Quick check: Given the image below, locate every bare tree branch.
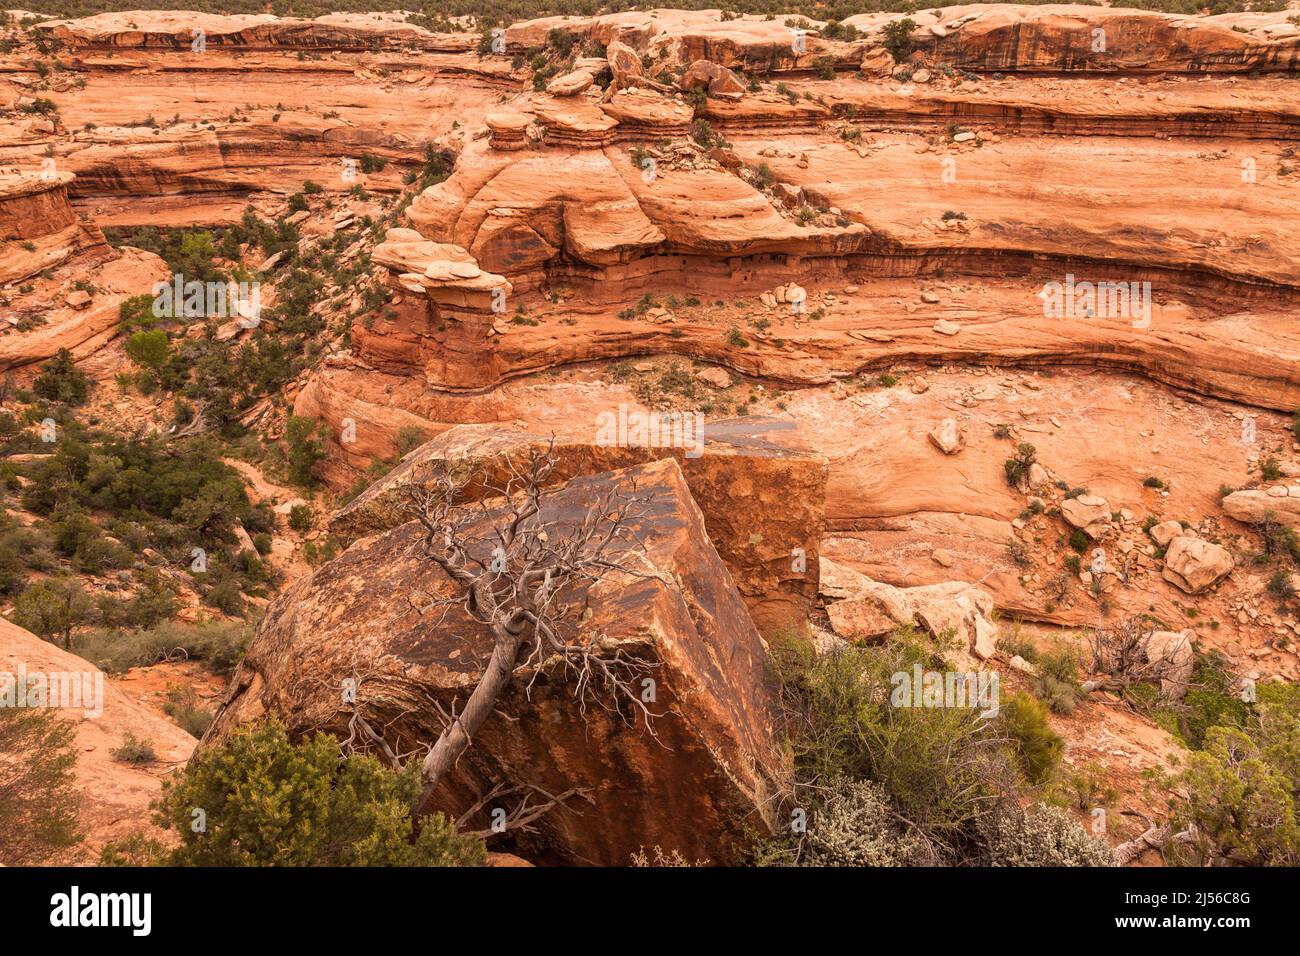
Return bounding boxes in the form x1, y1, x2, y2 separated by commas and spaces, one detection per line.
403, 441, 664, 820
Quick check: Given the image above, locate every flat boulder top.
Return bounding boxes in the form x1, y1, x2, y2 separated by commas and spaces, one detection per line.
0, 170, 76, 198
237, 460, 727, 683
600, 88, 696, 125
485, 111, 533, 132
331, 416, 821, 545
209, 458, 785, 864
532, 99, 619, 133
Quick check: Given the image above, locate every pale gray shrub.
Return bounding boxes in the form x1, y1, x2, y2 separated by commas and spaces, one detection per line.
984, 803, 1114, 867
805, 779, 931, 867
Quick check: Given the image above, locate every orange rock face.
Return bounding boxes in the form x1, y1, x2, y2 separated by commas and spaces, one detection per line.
0, 171, 107, 284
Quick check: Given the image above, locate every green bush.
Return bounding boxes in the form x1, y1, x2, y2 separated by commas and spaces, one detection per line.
395, 425, 429, 457
13, 578, 94, 649
882, 17, 917, 63
998, 693, 1063, 785
288, 503, 313, 532
203, 576, 246, 616
1268, 569, 1296, 602
285, 415, 326, 487
125, 329, 171, 369
1003, 442, 1036, 488
99, 833, 170, 867
1171, 701, 1300, 866
18, 430, 254, 552
73, 620, 251, 676
118, 293, 158, 332
96, 576, 179, 631
111, 731, 157, 764
761, 632, 1116, 865
163, 685, 214, 737
1032, 648, 1081, 715
156, 721, 486, 866
1256, 512, 1300, 564
32, 349, 89, 406
0, 705, 82, 865
769, 633, 1020, 854
1156, 650, 1251, 749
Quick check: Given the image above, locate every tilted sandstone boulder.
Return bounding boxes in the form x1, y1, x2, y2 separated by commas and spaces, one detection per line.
329, 418, 827, 635
546, 69, 594, 97
1061, 493, 1112, 538
604, 39, 675, 93
1222, 487, 1300, 531
1148, 519, 1185, 547
859, 47, 894, 77
680, 59, 746, 100
1161, 535, 1234, 594
927, 418, 964, 456
207, 459, 787, 865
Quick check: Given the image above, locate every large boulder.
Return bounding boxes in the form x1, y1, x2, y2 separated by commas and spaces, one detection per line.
859, 46, 894, 78
207, 459, 787, 865
1148, 519, 1184, 547
605, 39, 645, 86
1060, 493, 1112, 538
680, 59, 746, 100
330, 418, 827, 635
1161, 536, 1234, 594
1222, 487, 1300, 531
927, 418, 963, 456
820, 558, 998, 661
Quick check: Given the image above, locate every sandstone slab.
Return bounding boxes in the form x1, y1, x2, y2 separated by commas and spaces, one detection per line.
1061, 494, 1111, 538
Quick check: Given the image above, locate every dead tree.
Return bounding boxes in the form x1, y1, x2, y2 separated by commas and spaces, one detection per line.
1112, 812, 1198, 866
404, 441, 663, 820
1080, 616, 1186, 697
